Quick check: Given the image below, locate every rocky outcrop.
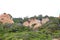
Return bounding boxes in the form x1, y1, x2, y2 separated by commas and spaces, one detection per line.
23, 17, 49, 30
0, 13, 14, 24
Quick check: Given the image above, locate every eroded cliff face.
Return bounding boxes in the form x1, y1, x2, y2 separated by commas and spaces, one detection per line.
42, 18, 49, 24
0, 13, 14, 24
23, 18, 49, 30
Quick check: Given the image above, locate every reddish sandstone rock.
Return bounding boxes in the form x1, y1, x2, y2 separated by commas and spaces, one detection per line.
0, 13, 14, 24
23, 17, 49, 30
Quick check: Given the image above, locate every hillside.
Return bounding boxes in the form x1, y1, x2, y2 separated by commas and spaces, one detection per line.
0, 14, 60, 40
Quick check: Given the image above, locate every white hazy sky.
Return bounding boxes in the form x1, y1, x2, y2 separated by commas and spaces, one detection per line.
0, 0, 60, 18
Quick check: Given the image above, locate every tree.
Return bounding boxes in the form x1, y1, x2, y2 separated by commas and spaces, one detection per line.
44, 15, 49, 18
23, 16, 28, 22
13, 18, 23, 23
8, 14, 12, 18
37, 14, 42, 21
33, 15, 37, 19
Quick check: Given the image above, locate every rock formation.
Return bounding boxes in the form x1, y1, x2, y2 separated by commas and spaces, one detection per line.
23, 17, 49, 30
0, 13, 14, 24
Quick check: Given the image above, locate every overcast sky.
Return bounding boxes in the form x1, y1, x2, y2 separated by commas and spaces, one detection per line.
0, 0, 60, 18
